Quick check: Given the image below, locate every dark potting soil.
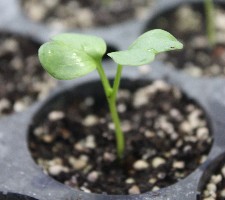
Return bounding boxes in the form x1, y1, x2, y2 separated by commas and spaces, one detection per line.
149, 4, 225, 77
201, 161, 225, 200
21, 0, 154, 29
29, 80, 212, 195
0, 33, 56, 116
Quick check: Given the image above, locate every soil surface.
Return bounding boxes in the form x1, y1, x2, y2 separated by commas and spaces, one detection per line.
21, 0, 154, 29
201, 161, 225, 200
0, 33, 56, 116
29, 80, 212, 195
149, 4, 225, 77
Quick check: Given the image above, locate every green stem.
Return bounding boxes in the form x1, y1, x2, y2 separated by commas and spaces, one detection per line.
108, 93, 125, 159
96, 63, 125, 159
204, 0, 216, 47
112, 64, 123, 101
110, 64, 124, 159
96, 63, 113, 97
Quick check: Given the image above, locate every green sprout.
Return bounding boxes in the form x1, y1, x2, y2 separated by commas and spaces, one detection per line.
204, 0, 216, 47
38, 29, 183, 159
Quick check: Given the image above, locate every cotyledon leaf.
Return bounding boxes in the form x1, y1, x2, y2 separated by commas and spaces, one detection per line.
129, 29, 183, 53
38, 34, 107, 80
52, 33, 107, 59
108, 49, 155, 66
108, 29, 183, 66
39, 41, 98, 80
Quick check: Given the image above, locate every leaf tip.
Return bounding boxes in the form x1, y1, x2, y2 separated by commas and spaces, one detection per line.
176, 41, 184, 50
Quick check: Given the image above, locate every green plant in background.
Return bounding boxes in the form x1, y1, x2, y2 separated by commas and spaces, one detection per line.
204, 0, 216, 47
38, 29, 183, 159
101, 0, 112, 6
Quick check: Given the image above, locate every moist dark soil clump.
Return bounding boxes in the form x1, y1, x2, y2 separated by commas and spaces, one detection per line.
149, 4, 225, 77
29, 80, 212, 194
0, 33, 56, 116
201, 161, 225, 200
21, 0, 154, 29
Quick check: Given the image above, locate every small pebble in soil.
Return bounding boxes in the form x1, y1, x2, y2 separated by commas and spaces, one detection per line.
153, 80, 170, 91
207, 183, 217, 193
121, 120, 132, 132
48, 111, 65, 121
152, 157, 166, 169
152, 186, 160, 192
188, 110, 202, 129
169, 108, 183, 121
200, 156, 207, 164
0, 99, 11, 112
149, 178, 157, 184
83, 97, 95, 107
83, 115, 98, 126
133, 160, 149, 170
42, 135, 54, 143
84, 135, 96, 149
108, 122, 115, 130
179, 121, 192, 133
48, 165, 69, 176
144, 130, 155, 138
211, 175, 222, 185
128, 185, 140, 194
74, 142, 86, 152
173, 161, 185, 169
87, 171, 99, 183
126, 178, 135, 184
196, 127, 209, 141
157, 172, 166, 180
34, 127, 45, 136
80, 186, 91, 193
13, 99, 29, 112
117, 103, 126, 113
69, 156, 88, 170
103, 152, 116, 162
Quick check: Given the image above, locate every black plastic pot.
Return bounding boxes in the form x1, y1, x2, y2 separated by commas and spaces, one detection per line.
18, 0, 156, 32
0, 0, 224, 199
0, 0, 151, 51
0, 192, 38, 200
0, 62, 224, 200
143, 0, 225, 78
144, 0, 225, 36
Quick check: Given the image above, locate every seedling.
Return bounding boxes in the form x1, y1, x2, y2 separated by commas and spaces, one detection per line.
38, 29, 183, 159
204, 0, 216, 47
